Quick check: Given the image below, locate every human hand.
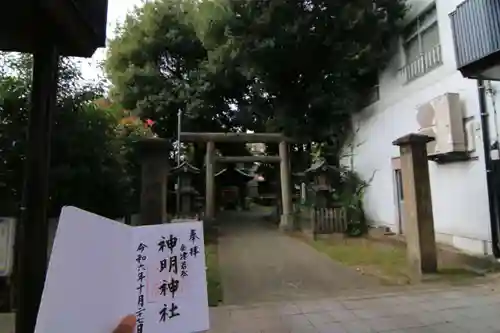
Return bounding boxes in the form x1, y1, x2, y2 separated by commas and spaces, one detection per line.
112, 315, 136, 333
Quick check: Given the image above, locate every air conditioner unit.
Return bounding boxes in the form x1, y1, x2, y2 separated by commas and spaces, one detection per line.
416, 93, 467, 162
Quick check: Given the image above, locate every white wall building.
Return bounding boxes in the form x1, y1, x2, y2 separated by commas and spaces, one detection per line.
347, 0, 500, 256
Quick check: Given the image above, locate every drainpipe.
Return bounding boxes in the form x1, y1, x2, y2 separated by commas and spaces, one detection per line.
477, 79, 500, 257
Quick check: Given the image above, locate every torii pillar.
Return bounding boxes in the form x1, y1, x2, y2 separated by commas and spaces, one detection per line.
279, 141, 294, 230
205, 141, 216, 220
138, 138, 171, 225
392, 133, 437, 279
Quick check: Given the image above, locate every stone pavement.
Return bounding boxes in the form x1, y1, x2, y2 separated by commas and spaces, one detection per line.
3, 210, 499, 332
2, 285, 500, 332
217, 210, 382, 305
208, 284, 500, 332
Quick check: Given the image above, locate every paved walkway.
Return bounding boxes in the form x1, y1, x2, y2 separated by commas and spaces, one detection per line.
208, 283, 500, 332
213, 210, 500, 332
2, 285, 500, 332
217, 210, 382, 305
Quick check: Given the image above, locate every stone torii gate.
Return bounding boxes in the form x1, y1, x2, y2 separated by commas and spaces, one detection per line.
180, 132, 295, 230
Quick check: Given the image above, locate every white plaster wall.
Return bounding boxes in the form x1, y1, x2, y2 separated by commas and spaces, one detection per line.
347, 0, 500, 255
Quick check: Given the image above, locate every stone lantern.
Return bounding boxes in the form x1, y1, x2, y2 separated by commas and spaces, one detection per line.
171, 161, 201, 217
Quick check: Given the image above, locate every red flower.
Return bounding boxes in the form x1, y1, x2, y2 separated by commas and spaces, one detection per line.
144, 119, 155, 128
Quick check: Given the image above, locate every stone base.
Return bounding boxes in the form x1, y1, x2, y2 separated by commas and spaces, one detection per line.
279, 214, 295, 231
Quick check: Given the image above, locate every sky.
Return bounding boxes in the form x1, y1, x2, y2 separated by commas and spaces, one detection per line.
80, 0, 142, 80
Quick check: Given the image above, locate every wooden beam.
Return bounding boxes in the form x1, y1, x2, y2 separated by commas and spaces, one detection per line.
180, 132, 293, 143
216, 156, 281, 163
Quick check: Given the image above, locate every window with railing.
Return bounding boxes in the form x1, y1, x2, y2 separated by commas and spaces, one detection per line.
400, 4, 442, 82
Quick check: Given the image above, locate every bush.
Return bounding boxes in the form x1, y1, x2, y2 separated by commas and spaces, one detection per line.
0, 55, 153, 219
333, 168, 373, 237
49, 102, 131, 218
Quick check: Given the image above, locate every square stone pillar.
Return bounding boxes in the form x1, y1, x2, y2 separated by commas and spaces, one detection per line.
205, 141, 215, 220
138, 138, 170, 225
392, 133, 437, 278
279, 141, 294, 230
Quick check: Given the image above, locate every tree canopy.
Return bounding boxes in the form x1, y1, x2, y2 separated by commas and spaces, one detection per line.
0, 53, 153, 218
105, 0, 407, 166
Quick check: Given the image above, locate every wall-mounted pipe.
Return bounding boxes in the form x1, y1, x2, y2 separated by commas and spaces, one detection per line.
477, 79, 500, 257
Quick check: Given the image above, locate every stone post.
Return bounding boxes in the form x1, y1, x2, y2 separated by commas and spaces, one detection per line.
279, 141, 294, 230
205, 141, 215, 220
301, 182, 306, 205
138, 138, 170, 225
392, 133, 437, 279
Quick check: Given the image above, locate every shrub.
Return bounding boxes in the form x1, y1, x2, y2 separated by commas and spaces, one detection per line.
334, 168, 374, 237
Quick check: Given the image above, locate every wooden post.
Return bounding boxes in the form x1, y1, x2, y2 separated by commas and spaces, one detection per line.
15, 44, 59, 333
205, 141, 215, 220
279, 141, 294, 230
138, 138, 170, 225
393, 133, 437, 279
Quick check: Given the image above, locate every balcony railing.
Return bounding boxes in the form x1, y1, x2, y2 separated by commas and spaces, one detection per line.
400, 44, 443, 82
450, 0, 500, 79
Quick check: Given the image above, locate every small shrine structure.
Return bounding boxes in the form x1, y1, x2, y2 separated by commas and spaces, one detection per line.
301, 160, 339, 208
215, 165, 254, 210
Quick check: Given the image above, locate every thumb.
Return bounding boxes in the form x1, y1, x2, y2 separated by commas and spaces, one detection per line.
112, 315, 136, 333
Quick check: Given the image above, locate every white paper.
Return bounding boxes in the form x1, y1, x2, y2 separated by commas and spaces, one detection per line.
133, 221, 209, 333
35, 207, 209, 333
35, 207, 135, 333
